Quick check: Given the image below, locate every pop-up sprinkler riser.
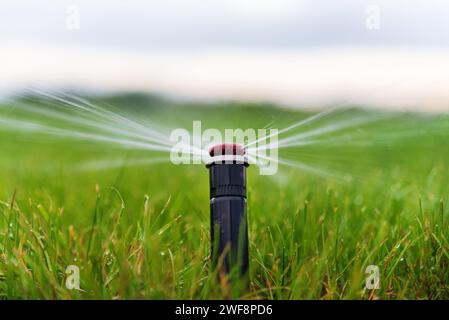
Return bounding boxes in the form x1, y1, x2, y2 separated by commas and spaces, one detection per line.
206, 143, 249, 278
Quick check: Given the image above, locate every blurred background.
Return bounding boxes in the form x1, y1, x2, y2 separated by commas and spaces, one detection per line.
1, 0, 449, 111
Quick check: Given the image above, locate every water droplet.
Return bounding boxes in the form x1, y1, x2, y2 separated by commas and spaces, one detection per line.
354, 195, 363, 206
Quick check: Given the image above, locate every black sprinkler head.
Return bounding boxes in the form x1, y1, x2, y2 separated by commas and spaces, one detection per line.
206, 143, 249, 279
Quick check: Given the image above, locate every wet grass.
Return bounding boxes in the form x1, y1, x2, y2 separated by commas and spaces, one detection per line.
0, 94, 448, 299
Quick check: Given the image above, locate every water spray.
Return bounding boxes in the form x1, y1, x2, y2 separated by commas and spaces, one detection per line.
206, 143, 249, 279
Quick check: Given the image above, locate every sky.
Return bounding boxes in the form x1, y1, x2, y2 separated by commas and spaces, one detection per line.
1, 0, 449, 111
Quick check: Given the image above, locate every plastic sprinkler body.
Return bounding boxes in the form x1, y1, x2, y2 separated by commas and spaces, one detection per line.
206, 143, 249, 277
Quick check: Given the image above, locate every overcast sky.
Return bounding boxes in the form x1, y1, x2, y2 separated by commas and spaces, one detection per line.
1, 0, 449, 110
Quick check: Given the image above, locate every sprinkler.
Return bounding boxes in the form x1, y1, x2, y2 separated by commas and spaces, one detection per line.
206, 143, 249, 278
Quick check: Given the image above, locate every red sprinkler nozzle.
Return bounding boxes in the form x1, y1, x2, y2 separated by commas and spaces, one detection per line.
208, 143, 246, 157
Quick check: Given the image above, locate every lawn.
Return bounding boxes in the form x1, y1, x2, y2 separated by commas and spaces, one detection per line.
0, 93, 448, 299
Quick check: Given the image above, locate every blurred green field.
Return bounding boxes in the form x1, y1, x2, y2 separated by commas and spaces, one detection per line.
0, 94, 448, 299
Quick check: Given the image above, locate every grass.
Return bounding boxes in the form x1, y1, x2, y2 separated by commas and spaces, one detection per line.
0, 94, 448, 299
